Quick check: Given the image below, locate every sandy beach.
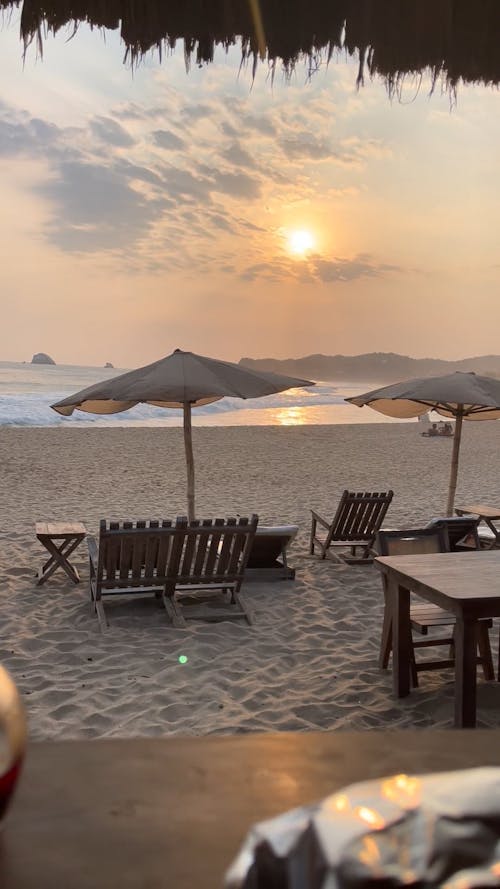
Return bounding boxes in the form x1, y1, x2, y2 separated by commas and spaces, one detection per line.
2, 421, 500, 739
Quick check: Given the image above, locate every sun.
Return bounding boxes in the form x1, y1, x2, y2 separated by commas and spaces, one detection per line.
288, 229, 315, 256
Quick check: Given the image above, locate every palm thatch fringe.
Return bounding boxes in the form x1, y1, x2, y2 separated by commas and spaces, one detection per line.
2, 0, 500, 90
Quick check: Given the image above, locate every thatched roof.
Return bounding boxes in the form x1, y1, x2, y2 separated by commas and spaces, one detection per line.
2, 0, 500, 91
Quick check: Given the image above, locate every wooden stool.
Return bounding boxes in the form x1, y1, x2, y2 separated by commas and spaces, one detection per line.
35, 522, 87, 585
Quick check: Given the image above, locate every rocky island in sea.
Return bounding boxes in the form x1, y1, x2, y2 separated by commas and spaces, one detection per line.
31, 353, 56, 365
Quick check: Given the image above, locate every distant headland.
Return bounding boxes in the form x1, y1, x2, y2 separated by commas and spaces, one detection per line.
239, 352, 500, 383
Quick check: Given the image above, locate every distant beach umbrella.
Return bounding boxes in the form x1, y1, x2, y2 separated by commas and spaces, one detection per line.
346, 372, 500, 515
51, 349, 314, 520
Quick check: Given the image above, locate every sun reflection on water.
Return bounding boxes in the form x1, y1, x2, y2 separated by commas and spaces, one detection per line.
275, 406, 307, 425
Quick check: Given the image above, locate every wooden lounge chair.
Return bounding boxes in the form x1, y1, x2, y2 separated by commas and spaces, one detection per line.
377, 528, 494, 687
245, 525, 298, 580
88, 516, 258, 631
310, 490, 394, 563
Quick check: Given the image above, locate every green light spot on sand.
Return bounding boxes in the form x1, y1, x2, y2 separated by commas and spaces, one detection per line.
178, 655, 188, 664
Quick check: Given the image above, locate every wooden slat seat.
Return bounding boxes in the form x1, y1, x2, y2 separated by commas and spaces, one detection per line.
377, 528, 494, 687
88, 516, 258, 631
310, 490, 393, 563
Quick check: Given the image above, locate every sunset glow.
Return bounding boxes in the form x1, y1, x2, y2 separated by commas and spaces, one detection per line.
288, 230, 315, 256
0, 18, 499, 367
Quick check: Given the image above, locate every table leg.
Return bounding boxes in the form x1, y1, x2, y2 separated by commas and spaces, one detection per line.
391, 578, 411, 698
36, 536, 83, 586
454, 618, 478, 728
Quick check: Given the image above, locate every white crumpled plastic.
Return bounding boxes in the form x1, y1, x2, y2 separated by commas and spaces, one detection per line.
225, 768, 500, 888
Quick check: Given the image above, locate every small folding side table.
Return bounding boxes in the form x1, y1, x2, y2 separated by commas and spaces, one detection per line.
35, 522, 87, 585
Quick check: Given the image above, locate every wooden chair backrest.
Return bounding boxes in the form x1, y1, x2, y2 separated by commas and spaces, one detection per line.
96, 517, 258, 589
331, 490, 394, 541
376, 527, 449, 557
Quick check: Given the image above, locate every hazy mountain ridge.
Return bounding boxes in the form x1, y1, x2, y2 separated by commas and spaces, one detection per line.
239, 353, 500, 383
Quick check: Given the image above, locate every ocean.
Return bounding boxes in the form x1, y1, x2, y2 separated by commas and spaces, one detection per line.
0, 361, 408, 427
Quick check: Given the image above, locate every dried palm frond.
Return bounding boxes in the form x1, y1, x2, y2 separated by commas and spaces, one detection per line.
1, 0, 499, 91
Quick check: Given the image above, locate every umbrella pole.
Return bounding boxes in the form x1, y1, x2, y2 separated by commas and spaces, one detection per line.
183, 401, 195, 522
446, 408, 463, 516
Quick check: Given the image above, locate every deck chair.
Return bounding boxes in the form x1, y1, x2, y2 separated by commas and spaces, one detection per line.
310, 490, 394, 563
377, 528, 494, 687
245, 525, 298, 580
425, 516, 480, 551
88, 516, 258, 630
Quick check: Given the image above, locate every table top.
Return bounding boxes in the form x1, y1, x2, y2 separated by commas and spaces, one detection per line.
35, 521, 87, 537
4, 732, 500, 889
456, 503, 500, 520
376, 550, 500, 614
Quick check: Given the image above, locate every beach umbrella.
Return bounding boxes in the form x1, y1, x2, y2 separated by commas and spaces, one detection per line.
346, 372, 500, 516
51, 349, 314, 521
3, 0, 500, 94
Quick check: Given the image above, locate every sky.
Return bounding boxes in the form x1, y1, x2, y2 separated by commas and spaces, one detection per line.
0, 15, 499, 368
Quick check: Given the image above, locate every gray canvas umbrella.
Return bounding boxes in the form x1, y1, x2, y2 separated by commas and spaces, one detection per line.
51, 349, 314, 520
346, 372, 500, 515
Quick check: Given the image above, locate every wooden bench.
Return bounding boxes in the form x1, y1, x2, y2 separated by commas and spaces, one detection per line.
88, 516, 258, 630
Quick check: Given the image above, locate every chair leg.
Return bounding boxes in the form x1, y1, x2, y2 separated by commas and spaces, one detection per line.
309, 518, 316, 555
477, 623, 494, 680
410, 646, 419, 688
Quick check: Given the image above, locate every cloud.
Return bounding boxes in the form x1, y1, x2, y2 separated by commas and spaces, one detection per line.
240, 113, 277, 136
311, 254, 401, 282
221, 141, 257, 169
114, 159, 164, 187
210, 214, 233, 232
238, 253, 401, 284
90, 116, 135, 147
0, 115, 61, 157
281, 134, 333, 161
159, 165, 213, 204
36, 161, 166, 251
0, 85, 395, 275
181, 103, 213, 121
210, 169, 261, 199
152, 129, 186, 150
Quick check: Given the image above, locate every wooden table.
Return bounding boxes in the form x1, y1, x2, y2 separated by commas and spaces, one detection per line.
4, 731, 500, 888
455, 503, 500, 548
376, 551, 500, 728
35, 522, 87, 585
